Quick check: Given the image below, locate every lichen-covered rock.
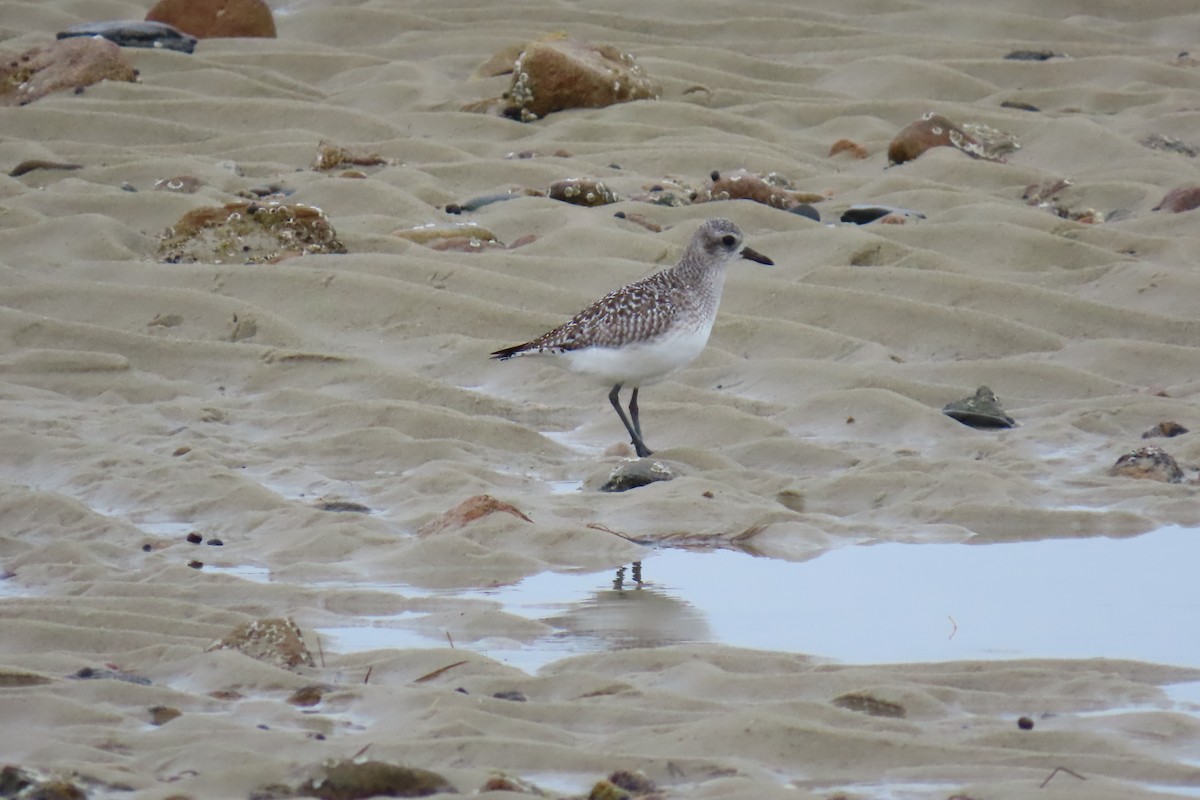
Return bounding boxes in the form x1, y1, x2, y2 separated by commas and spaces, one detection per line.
157, 200, 346, 264
206, 617, 316, 670
1109, 446, 1184, 483
942, 385, 1016, 428
0, 37, 138, 107
298, 759, 455, 800
504, 33, 659, 121
146, 0, 276, 39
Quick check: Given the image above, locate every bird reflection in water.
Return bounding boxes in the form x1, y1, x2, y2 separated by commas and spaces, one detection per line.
546, 559, 710, 650
612, 560, 642, 590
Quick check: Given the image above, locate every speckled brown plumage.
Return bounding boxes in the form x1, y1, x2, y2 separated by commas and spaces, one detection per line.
491, 218, 772, 457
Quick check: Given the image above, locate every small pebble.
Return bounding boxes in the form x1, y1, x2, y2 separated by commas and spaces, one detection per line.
1018, 716, 1035, 730
186, 532, 203, 544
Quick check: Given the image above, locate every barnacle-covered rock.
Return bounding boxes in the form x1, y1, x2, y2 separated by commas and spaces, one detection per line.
549, 177, 618, 206
503, 33, 659, 121
888, 112, 1018, 165
157, 200, 346, 263
1, 37, 138, 106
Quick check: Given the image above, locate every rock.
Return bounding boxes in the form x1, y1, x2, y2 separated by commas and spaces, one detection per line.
613, 211, 664, 232
153, 175, 203, 193
146, 0, 276, 39
0, 37, 138, 107
287, 685, 326, 706
417, 494, 533, 536
887, 112, 1018, 165
1152, 185, 1200, 213
314, 498, 372, 513
1001, 99, 1041, 112
481, 774, 545, 794
391, 221, 498, 245
548, 177, 618, 206
841, 205, 925, 225
790, 203, 821, 221
206, 617, 316, 670
828, 138, 869, 159
148, 705, 182, 725
942, 386, 1016, 429
312, 141, 389, 171
0, 766, 86, 800
607, 771, 657, 795
693, 169, 823, 211
597, 459, 676, 493
298, 760, 455, 800
1141, 421, 1189, 439
503, 33, 659, 121
156, 200, 346, 264
8, 159, 83, 177
629, 176, 698, 207
57, 19, 197, 53
1004, 49, 1062, 60
444, 191, 532, 214
832, 691, 907, 718
69, 665, 151, 685
429, 235, 536, 253
1140, 134, 1199, 158
1109, 446, 1184, 483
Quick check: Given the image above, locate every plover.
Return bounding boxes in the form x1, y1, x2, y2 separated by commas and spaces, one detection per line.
491, 218, 773, 457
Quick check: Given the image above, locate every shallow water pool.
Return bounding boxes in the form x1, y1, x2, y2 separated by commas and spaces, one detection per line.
318, 525, 1200, 674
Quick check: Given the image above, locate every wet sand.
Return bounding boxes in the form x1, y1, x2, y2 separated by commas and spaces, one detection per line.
2, 0, 1200, 797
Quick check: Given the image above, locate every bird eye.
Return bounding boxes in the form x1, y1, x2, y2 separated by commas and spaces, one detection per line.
721, 234, 736, 247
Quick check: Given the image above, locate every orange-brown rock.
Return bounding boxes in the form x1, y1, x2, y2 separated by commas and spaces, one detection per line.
888, 113, 1019, 165
829, 139, 870, 159
0, 38, 137, 107
888, 113, 978, 165
505, 34, 659, 121
1152, 185, 1200, 213
694, 169, 823, 210
146, 0, 276, 39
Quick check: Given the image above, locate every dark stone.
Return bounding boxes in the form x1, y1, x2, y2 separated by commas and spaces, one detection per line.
1004, 49, 1061, 60
790, 203, 820, 221
57, 20, 197, 53
942, 386, 1016, 429
841, 205, 925, 225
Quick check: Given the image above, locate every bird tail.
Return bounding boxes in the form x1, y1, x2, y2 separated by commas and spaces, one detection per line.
490, 343, 528, 360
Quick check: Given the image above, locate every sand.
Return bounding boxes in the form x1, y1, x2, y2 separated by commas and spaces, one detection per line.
2, 0, 1200, 797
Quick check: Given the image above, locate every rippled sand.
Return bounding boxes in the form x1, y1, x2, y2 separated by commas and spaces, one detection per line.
2, 1, 1200, 797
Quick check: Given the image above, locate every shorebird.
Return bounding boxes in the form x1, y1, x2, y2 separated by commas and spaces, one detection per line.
491, 218, 773, 457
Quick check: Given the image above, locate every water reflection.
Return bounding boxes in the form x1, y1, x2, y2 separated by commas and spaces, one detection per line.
543, 561, 711, 651
318, 525, 1200, 673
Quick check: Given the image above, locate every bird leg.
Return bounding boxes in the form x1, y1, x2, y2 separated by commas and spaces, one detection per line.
629, 387, 644, 440
609, 385, 653, 457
